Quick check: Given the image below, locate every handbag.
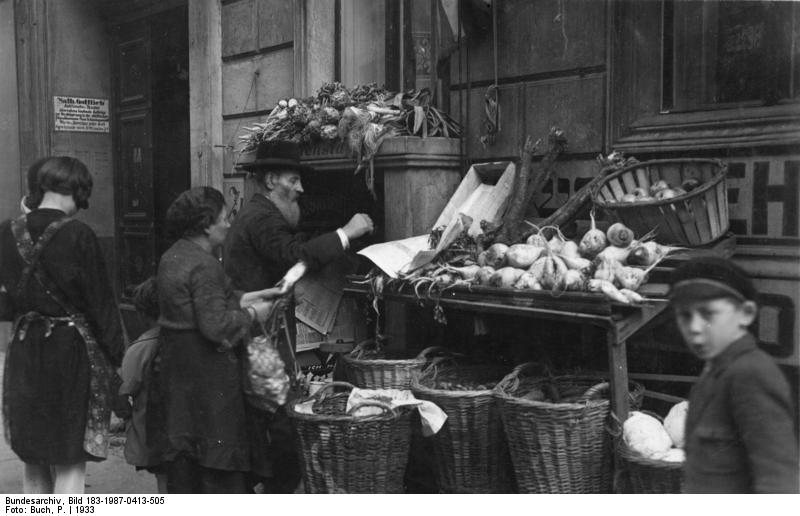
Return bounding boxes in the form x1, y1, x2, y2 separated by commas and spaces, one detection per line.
242, 306, 293, 413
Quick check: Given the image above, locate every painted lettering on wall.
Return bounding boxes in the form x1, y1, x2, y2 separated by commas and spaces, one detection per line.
53, 96, 110, 133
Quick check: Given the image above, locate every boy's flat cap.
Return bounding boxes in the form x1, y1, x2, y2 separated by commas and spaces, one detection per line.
668, 256, 756, 303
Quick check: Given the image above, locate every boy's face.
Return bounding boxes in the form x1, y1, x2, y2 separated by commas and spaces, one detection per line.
673, 297, 757, 360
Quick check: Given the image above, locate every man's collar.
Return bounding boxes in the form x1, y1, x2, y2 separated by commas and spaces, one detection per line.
708, 333, 757, 372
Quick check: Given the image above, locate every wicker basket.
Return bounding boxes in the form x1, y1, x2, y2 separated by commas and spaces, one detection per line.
494, 364, 645, 493
592, 158, 729, 246
341, 340, 447, 389
616, 441, 684, 494
411, 359, 516, 493
287, 381, 413, 493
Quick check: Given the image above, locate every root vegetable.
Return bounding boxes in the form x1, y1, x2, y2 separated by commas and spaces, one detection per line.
477, 250, 488, 266
485, 243, 509, 269
560, 254, 592, 272
514, 272, 540, 290
525, 232, 549, 248
627, 241, 684, 266
619, 288, 645, 303
539, 254, 568, 290
579, 210, 607, 259
528, 257, 547, 281
587, 279, 630, 304
596, 244, 632, 264
632, 187, 649, 198
560, 240, 580, 259
562, 269, 586, 291
615, 266, 649, 290
448, 265, 481, 282
607, 223, 635, 248
475, 266, 496, 285
594, 256, 622, 283
655, 188, 678, 201
621, 193, 637, 203
650, 180, 670, 195
489, 267, 525, 288
506, 244, 545, 269
547, 235, 565, 254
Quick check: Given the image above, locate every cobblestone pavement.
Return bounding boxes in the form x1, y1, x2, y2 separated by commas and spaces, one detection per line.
0, 352, 157, 494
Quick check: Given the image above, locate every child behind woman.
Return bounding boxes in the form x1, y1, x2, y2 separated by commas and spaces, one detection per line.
119, 277, 167, 493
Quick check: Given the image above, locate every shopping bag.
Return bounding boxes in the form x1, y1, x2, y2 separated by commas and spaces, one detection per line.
242, 312, 291, 413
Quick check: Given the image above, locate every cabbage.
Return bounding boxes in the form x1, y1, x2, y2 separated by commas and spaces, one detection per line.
663, 401, 689, 448
623, 411, 673, 458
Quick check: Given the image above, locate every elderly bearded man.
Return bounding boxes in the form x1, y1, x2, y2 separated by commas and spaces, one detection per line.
223, 139, 374, 493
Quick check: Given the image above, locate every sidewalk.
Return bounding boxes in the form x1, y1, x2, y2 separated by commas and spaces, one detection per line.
0, 351, 157, 494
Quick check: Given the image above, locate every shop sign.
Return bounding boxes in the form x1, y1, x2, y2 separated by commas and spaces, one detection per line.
53, 96, 110, 133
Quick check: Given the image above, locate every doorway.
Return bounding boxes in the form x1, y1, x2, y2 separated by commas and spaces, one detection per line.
111, 6, 190, 302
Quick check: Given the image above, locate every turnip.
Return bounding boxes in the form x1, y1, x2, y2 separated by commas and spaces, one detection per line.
596, 244, 632, 264
562, 269, 586, 291
620, 193, 637, 203
485, 243, 509, 269
528, 257, 547, 282
619, 288, 645, 303
525, 232, 549, 248
560, 240, 581, 259
587, 279, 630, 304
539, 254, 568, 290
632, 187, 649, 198
514, 272, 540, 290
578, 210, 607, 259
606, 223, 635, 248
560, 254, 592, 272
626, 241, 684, 267
489, 267, 525, 288
615, 265, 649, 291
649, 180, 670, 196
446, 264, 481, 282
594, 256, 622, 283
477, 250, 488, 267
655, 188, 678, 201
506, 244, 545, 269
475, 266, 496, 285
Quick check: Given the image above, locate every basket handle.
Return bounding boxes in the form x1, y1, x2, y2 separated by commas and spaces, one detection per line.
414, 345, 451, 360
495, 362, 546, 394
346, 399, 396, 417
578, 381, 610, 402
311, 381, 356, 402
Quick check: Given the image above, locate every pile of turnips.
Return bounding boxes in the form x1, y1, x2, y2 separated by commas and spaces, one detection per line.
610, 176, 703, 204
469, 211, 682, 303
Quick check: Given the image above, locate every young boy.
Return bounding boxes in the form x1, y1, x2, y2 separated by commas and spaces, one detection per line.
118, 277, 167, 493
669, 257, 799, 493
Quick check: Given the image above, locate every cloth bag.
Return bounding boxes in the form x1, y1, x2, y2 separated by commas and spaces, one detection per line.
242, 309, 292, 413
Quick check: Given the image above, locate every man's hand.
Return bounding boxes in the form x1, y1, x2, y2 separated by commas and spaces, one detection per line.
342, 213, 374, 240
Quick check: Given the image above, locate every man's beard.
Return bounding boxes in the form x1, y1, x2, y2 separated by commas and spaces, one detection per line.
269, 194, 301, 229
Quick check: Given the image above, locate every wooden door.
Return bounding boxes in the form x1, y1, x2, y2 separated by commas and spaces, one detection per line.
112, 7, 189, 298
113, 20, 155, 298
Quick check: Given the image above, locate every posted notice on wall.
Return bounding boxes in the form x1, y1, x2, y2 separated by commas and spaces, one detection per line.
53, 96, 110, 133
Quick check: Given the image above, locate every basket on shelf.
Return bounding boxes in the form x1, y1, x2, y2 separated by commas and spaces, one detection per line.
493, 363, 645, 494
340, 339, 447, 389
411, 359, 516, 493
592, 158, 729, 246
287, 381, 414, 493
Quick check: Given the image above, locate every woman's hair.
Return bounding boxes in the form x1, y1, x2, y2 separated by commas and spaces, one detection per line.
36, 156, 93, 210
23, 157, 50, 210
165, 186, 226, 239
132, 276, 159, 320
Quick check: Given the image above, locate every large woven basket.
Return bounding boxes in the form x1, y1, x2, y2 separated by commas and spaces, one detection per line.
494, 364, 645, 493
411, 359, 516, 493
287, 381, 413, 493
341, 340, 447, 389
616, 441, 684, 494
592, 158, 729, 246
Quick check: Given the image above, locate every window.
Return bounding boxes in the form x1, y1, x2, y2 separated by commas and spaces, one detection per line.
662, 1, 798, 113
